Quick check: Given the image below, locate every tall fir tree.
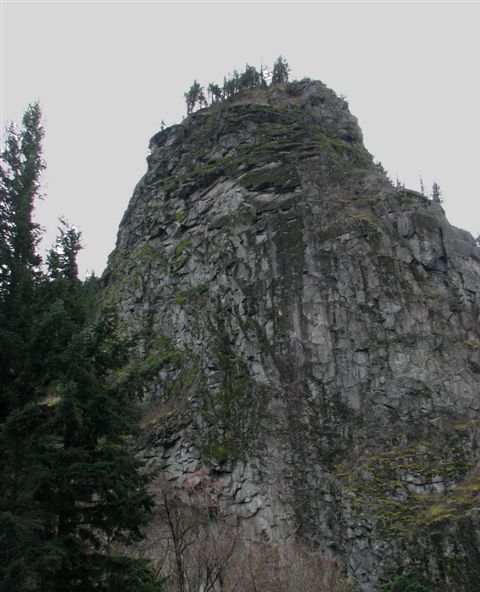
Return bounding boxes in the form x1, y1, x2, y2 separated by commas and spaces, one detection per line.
0, 103, 45, 418
0, 104, 47, 590
0, 106, 163, 591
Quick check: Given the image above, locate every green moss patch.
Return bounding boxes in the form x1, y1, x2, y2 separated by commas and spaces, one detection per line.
242, 164, 300, 193
201, 336, 268, 464
156, 101, 372, 199
339, 423, 477, 539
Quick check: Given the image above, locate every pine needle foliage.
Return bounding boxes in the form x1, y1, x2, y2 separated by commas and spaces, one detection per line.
0, 105, 163, 591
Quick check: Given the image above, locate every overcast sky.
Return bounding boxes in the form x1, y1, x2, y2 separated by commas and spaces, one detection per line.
2, 0, 480, 277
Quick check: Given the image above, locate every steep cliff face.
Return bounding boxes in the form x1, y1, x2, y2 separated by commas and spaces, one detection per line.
104, 80, 480, 589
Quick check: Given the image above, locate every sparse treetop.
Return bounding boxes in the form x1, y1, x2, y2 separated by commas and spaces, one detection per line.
184, 56, 291, 115
271, 55, 290, 85
431, 181, 443, 204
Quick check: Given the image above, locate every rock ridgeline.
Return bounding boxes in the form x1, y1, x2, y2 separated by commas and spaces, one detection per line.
104, 79, 480, 590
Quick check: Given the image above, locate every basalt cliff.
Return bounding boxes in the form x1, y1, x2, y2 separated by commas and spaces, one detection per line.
103, 80, 480, 590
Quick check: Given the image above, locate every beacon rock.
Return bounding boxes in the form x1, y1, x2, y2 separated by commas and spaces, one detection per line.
104, 80, 480, 590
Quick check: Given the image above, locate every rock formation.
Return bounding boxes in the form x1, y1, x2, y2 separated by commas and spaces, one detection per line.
103, 79, 480, 590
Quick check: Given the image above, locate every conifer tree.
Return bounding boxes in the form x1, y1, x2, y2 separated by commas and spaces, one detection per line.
431, 181, 443, 204
207, 82, 222, 103
184, 80, 206, 114
223, 76, 236, 100
34, 303, 161, 592
271, 55, 290, 85
0, 104, 48, 590
0, 105, 163, 591
419, 176, 425, 196
238, 64, 261, 91
0, 103, 44, 420
46, 218, 82, 281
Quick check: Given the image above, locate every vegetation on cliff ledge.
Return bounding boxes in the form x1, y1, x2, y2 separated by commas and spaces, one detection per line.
184, 56, 290, 114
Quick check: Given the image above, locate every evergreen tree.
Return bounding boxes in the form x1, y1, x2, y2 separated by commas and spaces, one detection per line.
34, 304, 161, 591
46, 218, 82, 281
419, 176, 425, 196
431, 181, 443, 204
184, 80, 206, 115
231, 69, 241, 94
238, 64, 261, 91
0, 104, 43, 297
0, 103, 44, 420
222, 76, 236, 100
207, 82, 222, 103
0, 105, 162, 591
1, 298, 163, 591
0, 104, 48, 590
271, 56, 290, 85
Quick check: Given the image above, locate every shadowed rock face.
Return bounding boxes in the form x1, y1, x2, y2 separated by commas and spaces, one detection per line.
104, 80, 480, 590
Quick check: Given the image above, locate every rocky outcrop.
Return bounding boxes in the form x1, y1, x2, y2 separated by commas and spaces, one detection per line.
104, 80, 480, 590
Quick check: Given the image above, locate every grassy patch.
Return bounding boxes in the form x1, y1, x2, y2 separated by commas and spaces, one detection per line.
339, 426, 476, 539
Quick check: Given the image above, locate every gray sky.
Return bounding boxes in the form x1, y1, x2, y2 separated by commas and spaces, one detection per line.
2, 0, 480, 277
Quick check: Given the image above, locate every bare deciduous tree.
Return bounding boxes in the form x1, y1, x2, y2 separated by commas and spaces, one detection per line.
139, 473, 353, 592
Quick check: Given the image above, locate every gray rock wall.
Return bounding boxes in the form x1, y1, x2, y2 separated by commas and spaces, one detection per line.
104, 81, 480, 590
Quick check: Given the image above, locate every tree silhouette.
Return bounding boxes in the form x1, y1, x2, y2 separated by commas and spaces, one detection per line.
431, 181, 443, 204
272, 56, 290, 84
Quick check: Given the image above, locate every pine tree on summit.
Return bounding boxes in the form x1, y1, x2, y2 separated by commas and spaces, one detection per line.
184, 80, 206, 114
271, 56, 290, 84
431, 181, 443, 204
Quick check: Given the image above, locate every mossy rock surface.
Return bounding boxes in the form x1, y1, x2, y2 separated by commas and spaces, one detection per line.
105, 78, 480, 591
